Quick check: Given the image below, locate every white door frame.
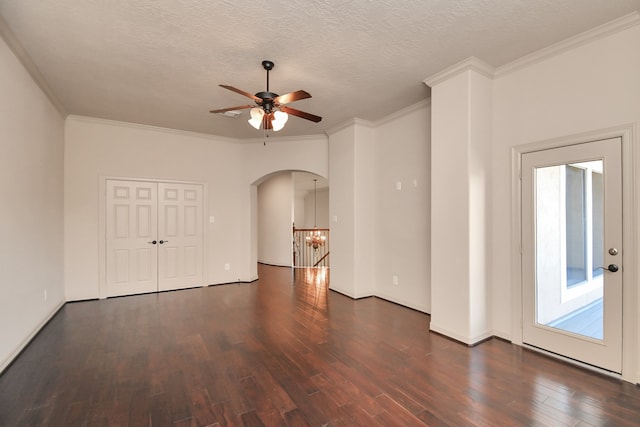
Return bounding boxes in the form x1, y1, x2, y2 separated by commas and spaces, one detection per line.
99, 176, 208, 299
511, 124, 638, 383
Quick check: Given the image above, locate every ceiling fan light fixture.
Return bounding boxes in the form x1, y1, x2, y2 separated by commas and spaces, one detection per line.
212, 60, 322, 132
248, 107, 264, 129
272, 110, 288, 131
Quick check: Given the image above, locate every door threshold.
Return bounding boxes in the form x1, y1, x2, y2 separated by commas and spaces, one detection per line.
521, 342, 623, 381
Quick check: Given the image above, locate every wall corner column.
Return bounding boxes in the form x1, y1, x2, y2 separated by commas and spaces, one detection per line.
424, 57, 494, 344
328, 121, 376, 298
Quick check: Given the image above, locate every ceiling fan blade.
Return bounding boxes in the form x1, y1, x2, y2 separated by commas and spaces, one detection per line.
209, 105, 253, 114
279, 106, 322, 123
219, 85, 262, 102
275, 90, 311, 105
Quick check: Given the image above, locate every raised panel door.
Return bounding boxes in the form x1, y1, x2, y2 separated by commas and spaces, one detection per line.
106, 180, 158, 297
157, 183, 204, 291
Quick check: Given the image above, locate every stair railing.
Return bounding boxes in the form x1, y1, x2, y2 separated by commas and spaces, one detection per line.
293, 225, 330, 268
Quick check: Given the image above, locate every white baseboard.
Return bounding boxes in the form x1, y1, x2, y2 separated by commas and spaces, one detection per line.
0, 300, 65, 374
430, 322, 493, 346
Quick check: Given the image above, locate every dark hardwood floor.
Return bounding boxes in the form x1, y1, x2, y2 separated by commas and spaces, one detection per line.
1, 264, 639, 426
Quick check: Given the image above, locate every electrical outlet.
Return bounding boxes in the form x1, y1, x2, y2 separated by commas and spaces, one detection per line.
224, 263, 230, 271
392, 275, 399, 286
43, 289, 48, 301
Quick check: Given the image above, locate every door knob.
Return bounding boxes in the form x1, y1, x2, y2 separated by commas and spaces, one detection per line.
148, 240, 157, 245
597, 264, 619, 273
159, 240, 168, 244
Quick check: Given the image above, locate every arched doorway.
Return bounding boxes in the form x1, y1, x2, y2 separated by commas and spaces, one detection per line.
250, 170, 328, 276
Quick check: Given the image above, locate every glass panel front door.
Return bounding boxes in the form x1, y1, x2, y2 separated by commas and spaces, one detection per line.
521, 138, 623, 373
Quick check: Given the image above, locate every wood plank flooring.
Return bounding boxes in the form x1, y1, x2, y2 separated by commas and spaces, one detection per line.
1, 264, 639, 426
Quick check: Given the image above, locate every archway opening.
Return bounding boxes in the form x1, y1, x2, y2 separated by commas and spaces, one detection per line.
249, 170, 328, 279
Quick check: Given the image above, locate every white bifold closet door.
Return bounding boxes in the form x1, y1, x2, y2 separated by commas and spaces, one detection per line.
106, 180, 204, 297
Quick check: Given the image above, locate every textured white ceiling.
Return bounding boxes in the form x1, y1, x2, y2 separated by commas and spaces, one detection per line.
1, 0, 639, 139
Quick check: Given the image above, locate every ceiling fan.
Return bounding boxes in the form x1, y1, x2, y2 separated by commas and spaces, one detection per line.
210, 60, 322, 132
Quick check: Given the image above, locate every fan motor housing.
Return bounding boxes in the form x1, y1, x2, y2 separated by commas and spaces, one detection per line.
255, 91, 279, 101
255, 91, 279, 113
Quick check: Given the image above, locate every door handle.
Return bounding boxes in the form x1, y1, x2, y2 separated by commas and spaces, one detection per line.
597, 264, 619, 273
148, 240, 157, 245
159, 240, 168, 244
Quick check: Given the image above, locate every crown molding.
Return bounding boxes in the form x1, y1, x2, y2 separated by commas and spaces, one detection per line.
325, 117, 375, 136
495, 11, 640, 77
66, 115, 241, 144
241, 133, 329, 145
374, 98, 431, 126
325, 99, 431, 136
0, 15, 67, 117
423, 12, 640, 85
423, 56, 495, 87
68, 114, 329, 145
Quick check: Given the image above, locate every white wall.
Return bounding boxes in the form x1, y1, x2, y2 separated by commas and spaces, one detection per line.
328, 101, 431, 310
64, 118, 329, 299
65, 117, 245, 298
242, 136, 329, 185
257, 172, 293, 266
0, 35, 65, 371
328, 125, 357, 297
468, 71, 493, 341
424, 15, 640, 378
353, 124, 377, 298
303, 187, 329, 229
428, 67, 493, 343
491, 21, 640, 341
430, 73, 471, 338
373, 103, 431, 312
294, 191, 305, 228
467, 16, 640, 380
